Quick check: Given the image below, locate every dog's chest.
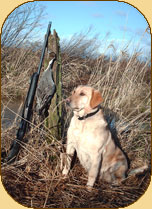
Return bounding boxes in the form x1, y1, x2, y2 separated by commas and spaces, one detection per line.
68, 119, 100, 171
70, 119, 92, 142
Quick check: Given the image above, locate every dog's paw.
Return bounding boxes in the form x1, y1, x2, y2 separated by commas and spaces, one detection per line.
60, 153, 65, 170
86, 185, 93, 192
62, 167, 69, 176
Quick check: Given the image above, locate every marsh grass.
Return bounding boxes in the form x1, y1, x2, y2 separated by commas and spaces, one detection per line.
1, 33, 151, 208
1, 45, 41, 100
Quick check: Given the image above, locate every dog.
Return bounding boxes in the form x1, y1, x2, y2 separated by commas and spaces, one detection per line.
61, 85, 128, 190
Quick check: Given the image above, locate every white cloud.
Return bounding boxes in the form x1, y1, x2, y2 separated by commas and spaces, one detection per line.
92, 13, 104, 18
115, 10, 127, 17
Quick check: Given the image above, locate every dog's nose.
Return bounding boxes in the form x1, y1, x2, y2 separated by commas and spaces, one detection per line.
66, 97, 71, 106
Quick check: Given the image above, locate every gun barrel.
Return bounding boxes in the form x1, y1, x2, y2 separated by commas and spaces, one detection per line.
37, 22, 52, 75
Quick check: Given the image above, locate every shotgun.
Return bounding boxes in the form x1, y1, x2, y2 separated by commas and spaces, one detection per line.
6, 22, 52, 163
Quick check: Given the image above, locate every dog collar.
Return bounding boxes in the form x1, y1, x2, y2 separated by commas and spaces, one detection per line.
78, 106, 101, 120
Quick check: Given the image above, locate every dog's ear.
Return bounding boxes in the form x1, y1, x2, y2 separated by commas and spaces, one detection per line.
90, 89, 103, 109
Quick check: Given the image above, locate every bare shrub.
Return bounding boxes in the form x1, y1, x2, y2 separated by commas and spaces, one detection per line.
61, 26, 101, 59
1, 3, 44, 50
1, 2, 45, 101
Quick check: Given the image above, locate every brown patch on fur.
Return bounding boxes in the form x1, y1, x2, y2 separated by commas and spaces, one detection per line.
114, 148, 125, 161
105, 147, 126, 165
115, 165, 126, 179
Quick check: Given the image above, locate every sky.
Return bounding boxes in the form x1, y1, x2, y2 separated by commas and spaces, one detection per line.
23, 1, 151, 57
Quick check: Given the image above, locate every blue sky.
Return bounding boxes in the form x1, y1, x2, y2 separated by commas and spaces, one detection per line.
30, 1, 151, 57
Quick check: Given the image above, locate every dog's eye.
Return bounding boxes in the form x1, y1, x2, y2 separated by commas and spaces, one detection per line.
80, 92, 85, 96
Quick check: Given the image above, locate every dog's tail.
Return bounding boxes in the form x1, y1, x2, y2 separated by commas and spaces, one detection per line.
128, 164, 150, 177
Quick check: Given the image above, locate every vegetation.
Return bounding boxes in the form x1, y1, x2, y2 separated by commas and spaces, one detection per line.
1, 9, 151, 208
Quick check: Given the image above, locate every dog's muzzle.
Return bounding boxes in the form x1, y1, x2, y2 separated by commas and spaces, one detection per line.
66, 98, 84, 112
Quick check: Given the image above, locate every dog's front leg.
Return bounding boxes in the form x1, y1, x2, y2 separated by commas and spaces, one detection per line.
62, 141, 75, 176
86, 154, 101, 190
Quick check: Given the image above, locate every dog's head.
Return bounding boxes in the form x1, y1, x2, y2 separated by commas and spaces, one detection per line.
66, 85, 103, 116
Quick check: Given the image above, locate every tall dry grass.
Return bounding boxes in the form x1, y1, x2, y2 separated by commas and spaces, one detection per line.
1, 31, 151, 208
1, 45, 41, 100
